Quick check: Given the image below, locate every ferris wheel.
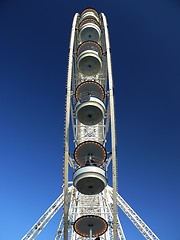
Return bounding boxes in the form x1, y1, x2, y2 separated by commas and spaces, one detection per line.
21, 8, 160, 240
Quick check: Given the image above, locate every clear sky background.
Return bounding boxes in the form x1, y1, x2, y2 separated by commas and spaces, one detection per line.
0, 1, 180, 240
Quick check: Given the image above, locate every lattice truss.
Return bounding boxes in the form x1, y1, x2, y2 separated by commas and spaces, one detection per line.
21, 8, 160, 240
21, 186, 159, 240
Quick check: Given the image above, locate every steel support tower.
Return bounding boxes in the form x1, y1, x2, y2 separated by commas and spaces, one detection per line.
22, 8, 160, 240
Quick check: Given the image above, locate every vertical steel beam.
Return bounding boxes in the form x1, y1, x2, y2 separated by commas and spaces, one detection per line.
101, 13, 118, 239
63, 13, 78, 240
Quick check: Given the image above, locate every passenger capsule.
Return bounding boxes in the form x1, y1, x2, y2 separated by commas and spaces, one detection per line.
75, 81, 105, 125
80, 8, 99, 22
73, 166, 107, 195
75, 81, 105, 101
79, 18, 101, 42
73, 215, 108, 237
77, 41, 102, 76
74, 141, 107, 167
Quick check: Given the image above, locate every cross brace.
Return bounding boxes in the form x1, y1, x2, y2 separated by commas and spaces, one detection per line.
21, 185, 159, 240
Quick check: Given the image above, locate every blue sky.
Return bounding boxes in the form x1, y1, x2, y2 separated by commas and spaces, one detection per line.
0, 1, 180, 239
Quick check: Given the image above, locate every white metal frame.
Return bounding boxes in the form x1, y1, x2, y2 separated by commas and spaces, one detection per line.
21, 10, 160, 240
21, 186, 159, 240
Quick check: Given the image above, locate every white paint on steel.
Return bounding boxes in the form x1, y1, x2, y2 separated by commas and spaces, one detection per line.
101, 13, 118, 240
63, 13, 79, 240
